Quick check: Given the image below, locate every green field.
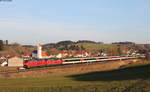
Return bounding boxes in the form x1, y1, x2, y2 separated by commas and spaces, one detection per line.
77, 43, 117, 51
1, 63, 150, 92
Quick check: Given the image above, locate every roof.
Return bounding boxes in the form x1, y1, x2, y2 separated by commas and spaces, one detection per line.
42, 51, 47, 56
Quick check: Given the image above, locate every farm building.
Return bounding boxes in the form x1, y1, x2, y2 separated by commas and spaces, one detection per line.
8, 57, 23, 67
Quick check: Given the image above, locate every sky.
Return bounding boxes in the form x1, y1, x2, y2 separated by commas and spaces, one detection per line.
0, 0, 150, 45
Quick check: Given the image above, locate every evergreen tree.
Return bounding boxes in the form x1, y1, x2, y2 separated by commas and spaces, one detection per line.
0, 40, 4, 51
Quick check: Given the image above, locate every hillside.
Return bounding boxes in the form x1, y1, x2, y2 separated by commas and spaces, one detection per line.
0, 40, 149, 57
76, 43, 118, 55
0, 45, 34, 56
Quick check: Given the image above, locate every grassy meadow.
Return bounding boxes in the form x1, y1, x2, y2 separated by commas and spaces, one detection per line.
0, 62, 150, 92
77, 43, 117, 51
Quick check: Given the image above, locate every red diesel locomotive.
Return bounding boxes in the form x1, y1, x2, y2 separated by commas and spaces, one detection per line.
23, 58, 64, 68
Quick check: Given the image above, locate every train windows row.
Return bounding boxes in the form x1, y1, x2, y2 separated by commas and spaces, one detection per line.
24, 58, 62, 62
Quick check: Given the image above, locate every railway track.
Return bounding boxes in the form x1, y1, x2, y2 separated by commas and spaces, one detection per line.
0, 61, 106, 74
0, 57, 137, 74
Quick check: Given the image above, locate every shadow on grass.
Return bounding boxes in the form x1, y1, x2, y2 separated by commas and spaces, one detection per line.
68, 64, 150, 81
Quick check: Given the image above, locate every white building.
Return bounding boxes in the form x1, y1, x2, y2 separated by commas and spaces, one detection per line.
8, 57, 23, 67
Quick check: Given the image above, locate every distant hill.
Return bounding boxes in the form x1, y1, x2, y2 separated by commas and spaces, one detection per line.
0, 40, 150, 57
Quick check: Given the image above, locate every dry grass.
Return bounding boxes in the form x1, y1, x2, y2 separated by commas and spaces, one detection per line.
0, 60, 141, 78
0, 60, 149, 92
0, 67, 18, 71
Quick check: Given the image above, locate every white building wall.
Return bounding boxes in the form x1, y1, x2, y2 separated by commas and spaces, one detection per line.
8, 57, 23, 67
37, 45, 42, 58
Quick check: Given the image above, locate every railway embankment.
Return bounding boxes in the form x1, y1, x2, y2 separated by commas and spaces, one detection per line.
0, 59, 143, 78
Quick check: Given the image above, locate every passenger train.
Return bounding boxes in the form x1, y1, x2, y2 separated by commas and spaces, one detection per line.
23, 56, 133, 69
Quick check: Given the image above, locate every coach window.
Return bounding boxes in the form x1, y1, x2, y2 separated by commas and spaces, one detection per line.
32, 59, 38, 62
